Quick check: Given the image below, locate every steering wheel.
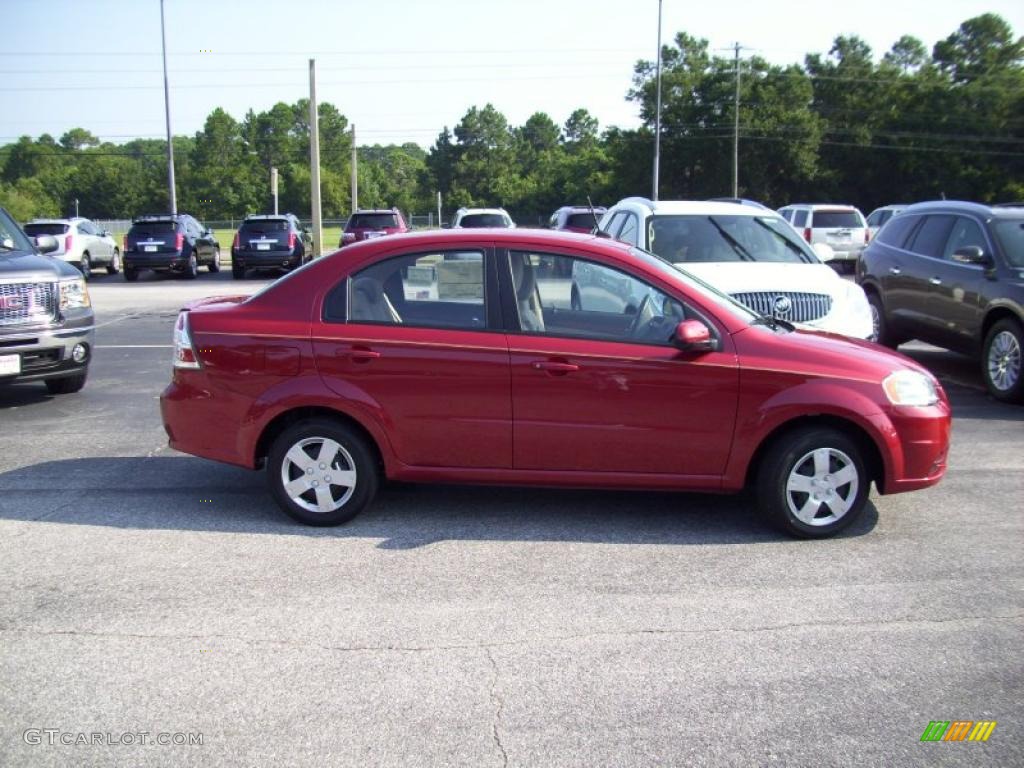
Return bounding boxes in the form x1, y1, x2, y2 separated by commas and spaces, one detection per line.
628, 294, 655, 337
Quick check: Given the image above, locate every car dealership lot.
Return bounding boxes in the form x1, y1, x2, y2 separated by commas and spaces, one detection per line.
1, 272, 1021, 766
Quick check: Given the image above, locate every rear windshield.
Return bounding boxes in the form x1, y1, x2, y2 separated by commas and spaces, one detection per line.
241, 219, 289, 233
130, 220, 177, 235
649, 215, 816, 264
349, 213, 397, 229
992, 218, 1024, 267
813, 211, 863, 228
23, 223, 69, 236
565, 213, 597, 229
459, 213, 508, 228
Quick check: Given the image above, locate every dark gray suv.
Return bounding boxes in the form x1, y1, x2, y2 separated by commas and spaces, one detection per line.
0, 206, 94, 394
857, 201, 1024, 402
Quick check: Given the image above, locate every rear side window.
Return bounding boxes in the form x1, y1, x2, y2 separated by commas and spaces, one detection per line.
907, 215, 956, 258
792, 210, 808, 227
349, 213, 398, 229
877, 214, 919, 247
24, 223, 69, 236
812, 210, 862, 228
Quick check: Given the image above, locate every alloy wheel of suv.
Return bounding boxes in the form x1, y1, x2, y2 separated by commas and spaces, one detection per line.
208, 248, 221, 273
184, 253, 198, 280
267, 419, 378, 526
79, 253, 90, 280
983, 319, 1024, 403
756, 427, 868, 538
107, 249, 121, 275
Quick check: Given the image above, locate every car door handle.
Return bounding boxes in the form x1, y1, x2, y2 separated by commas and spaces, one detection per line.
889, 267, 901, 275
929, 277, 942, 286
532, 360, 579, 374
346, 346, 380, 362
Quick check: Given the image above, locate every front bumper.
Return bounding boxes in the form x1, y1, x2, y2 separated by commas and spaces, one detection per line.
877, 400, 952, 494
0, 317, 94, 385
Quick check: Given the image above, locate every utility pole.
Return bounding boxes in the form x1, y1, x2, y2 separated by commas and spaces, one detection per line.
652, 0, 663, 201
350, 125, 358, 214
270, 167, 278, 215
732, 42, 741, 198
309, 59, 323, 257
159, 0, 176, 215
437, 191, 442, 228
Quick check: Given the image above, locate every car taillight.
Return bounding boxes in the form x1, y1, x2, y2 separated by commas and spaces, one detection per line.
172, 312, 201, 370
123, 235, 128, 251
176, 232, 184, 251
864, 229, 870, 244
65, 234, 72, 253
232, 231, 240, 249
288, 232, 296, 249
803, 228, 812, 243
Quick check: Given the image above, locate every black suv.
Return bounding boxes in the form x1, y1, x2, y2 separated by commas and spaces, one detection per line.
123, 214, 221, 281
0, 205, 94, 394
231, 213, 312, 279
858, 201, 1024, 402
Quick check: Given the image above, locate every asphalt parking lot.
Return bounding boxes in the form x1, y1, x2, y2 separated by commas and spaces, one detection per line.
1, 269, 1021, 767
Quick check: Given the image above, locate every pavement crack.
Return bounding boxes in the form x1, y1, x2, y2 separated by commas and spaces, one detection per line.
485, 648, 509, 768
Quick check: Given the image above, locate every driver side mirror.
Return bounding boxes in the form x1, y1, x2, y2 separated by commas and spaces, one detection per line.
671, 319, 716, 353
951, 245, 992, 266
34, 234, 59, 254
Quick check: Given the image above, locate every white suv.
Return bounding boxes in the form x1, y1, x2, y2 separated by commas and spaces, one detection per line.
776, 204, 869, 272
597, 198, 872, 339
449, 208, 515, 228
22, 217, 120, 280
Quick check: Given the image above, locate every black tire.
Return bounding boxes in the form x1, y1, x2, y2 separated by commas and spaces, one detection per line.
267, 418, 379, 526
232, 264, 246, 280
755, 427, 869, 539
124, 266, 139, 282
866, 291, 901, 348
107, 249, 121, 274
982, 317, 1024, 403
183, 252, 198, 280
45, 371, 87, 395
208, 248, 221, 272
79, 253, 90, 280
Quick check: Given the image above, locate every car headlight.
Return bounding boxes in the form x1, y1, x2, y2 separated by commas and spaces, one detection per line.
883, 370, 938, 406
58, 277, 91, 310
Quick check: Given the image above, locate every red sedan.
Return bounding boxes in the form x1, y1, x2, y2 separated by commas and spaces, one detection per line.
160, 229, 951, 538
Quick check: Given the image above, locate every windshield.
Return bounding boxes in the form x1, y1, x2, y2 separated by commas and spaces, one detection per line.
0, 208, 35, 251
992, 218, 1024, 268
628, 246, 760, 323
348, 213, 397, 229
648, 215, 817, 264
23, 222, 69, 236
459, 213, 509, 228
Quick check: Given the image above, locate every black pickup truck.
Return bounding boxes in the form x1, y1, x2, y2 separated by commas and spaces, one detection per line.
0, 205, 94, 394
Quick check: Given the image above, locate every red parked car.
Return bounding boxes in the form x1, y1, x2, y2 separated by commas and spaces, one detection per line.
160, 229, 951, 538
339, 208, 409, 247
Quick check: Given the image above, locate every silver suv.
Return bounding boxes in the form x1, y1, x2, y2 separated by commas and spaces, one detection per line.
23, 217, 120, 280
776, 204, 869, 272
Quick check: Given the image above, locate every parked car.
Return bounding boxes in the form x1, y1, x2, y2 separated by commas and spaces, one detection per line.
857, 200, 1024, 402
122, 214, 220, 281
339, 208, 409, 247
548, 205, 606, 233
0, 206, 93, 394
231, 213, 311, 279
22, 217, 120, 280
449, 207, 515, 228
777, 204, 869, 272
866, 205, 908, 240
161, 228, 950, 539
597, 198, 872, 338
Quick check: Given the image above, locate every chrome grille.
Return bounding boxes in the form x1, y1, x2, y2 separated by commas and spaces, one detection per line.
0, 282, 59, 326
730, 291, 832, 323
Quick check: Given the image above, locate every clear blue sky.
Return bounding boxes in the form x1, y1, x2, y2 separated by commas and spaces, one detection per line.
4, 0, 1023, 148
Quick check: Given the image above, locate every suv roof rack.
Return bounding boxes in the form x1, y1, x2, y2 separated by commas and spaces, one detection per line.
132, 213, 180, 223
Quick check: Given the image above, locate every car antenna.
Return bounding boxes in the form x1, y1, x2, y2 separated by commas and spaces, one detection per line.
588, 195, 610, 238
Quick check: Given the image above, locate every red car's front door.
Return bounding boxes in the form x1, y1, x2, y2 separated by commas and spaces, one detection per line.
506, 250, 739, 479
313, 247, 512, 469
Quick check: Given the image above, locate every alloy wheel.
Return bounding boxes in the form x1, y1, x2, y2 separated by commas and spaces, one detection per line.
279, 437, 358, 514
987, 330, 1021, 392
784, 447, 860, 526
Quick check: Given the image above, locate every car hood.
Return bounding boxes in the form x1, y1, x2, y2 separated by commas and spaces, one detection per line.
678, 261, 842, 295
0, 249, 81, 280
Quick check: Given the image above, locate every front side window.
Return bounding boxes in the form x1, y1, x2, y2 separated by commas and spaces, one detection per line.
617, 214, 639, 246
992, 218, 1024, 267
647, 214, 815, 264
344, 250, 486, 329
508, 251, 686, 345
942, 218, 988, 261
908, 215, 956, 258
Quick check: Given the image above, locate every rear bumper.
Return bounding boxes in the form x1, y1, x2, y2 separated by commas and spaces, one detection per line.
0, 319, 93, 385
826, 246, 866, 262
231, 249, 299, 268
124, 251, 188, 270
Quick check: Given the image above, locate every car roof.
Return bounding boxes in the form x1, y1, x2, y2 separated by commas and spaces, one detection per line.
457, 207, 509, 215
558, 205, 606, 212
352, 208, 398, 214
649, 200, 765, 217
899, 200, 1024, 219
779, 203, 861, 211
339, 227, 630, 255
244, 214, 292, 220
26, 218, 75, 225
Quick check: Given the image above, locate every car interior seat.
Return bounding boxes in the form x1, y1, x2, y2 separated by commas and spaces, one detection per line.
510, 254, 545, 332
351, 276, 402, 323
